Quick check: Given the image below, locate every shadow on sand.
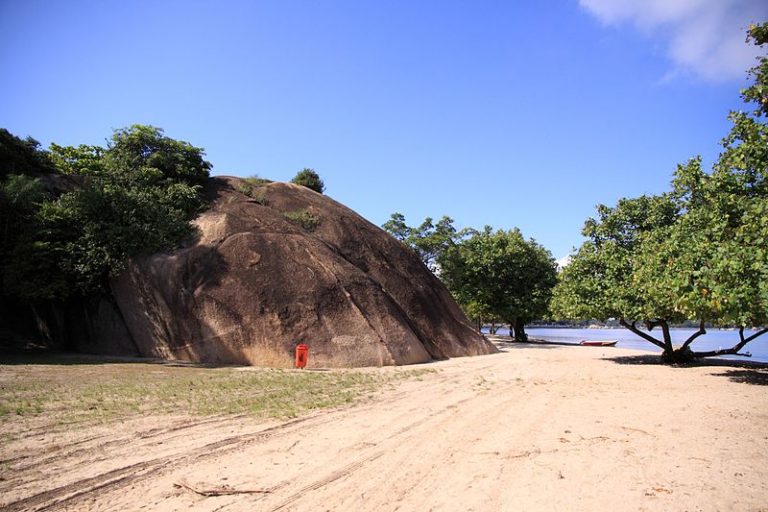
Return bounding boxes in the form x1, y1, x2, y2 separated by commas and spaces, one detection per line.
487, 334, 576, 352
606, 353, 768, 386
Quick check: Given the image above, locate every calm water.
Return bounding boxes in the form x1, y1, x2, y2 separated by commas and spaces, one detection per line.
485, 327, 768, 363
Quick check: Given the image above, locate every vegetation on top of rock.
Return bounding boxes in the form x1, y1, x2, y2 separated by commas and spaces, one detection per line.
244, 174, 273, 186
291, 168, 325, 194
0, 125, 211, 300
0, 129, 57, 179
235, 182, 269, 205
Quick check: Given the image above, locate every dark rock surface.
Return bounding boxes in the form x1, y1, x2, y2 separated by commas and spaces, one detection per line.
107, 177, 496, 367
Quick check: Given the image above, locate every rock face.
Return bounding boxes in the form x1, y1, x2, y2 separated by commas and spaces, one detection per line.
108, 177, 496, 367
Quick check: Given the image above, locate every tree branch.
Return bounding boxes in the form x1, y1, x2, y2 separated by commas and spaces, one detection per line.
691, 326, 768, 358
619, 318, 665, 349
680, 319, 707, 351
174, 480, 271, 496
644, 320, 663, 331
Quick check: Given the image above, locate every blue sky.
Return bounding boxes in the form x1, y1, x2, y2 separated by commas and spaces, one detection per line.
1, 0, 766, 260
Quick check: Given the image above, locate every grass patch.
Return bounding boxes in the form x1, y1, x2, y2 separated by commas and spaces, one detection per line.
244, 175, 272, 186
235, 182, 269, 205
0, 362, 433, 427
283, 209, 321, 231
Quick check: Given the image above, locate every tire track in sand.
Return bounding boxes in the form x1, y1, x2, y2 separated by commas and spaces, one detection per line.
257, 363, 570, 511
1, 413, 335, 512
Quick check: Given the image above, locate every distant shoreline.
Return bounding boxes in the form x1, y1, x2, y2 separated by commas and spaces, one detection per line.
483, 326, 768, 363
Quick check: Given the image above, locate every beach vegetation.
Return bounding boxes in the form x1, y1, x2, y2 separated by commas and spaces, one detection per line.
382, 214, 558, 337
551, 23, 768, 363
382, 213, 472, 273
0, 125, 211, 300
0, 129, 57, 179
441, 227, 558, 342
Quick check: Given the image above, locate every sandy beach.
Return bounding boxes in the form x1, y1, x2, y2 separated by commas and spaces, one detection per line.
2, 339, 767, 511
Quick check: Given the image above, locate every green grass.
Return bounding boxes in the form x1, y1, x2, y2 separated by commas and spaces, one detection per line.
0, 362, 433, 425
235, 182, 269, 205
244, 175, 272, 186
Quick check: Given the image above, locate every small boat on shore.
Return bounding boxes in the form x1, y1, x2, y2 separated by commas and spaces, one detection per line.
579, 340, 618, 347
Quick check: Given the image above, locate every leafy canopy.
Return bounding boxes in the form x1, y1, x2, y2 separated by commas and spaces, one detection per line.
0, 125, 211, 300
382, 213, 470, 273
383, 214, 558, 338
0, 129, 56, 179
441, 227, 557, 340
552, 23, 768, 360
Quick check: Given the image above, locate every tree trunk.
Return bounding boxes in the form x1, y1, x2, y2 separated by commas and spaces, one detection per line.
641, 319, 694, 363
511, 318, 528, 342
661, 346, 696, 364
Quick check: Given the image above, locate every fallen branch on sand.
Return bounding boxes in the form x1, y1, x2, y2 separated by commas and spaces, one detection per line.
174, 480, 271, 497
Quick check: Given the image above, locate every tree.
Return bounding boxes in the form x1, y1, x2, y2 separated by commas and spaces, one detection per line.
0, 125, 211, 300
441, 227, 558, 341
291, 168, 325, 194
0, 175, 50, 295
49, 143, 105, 176
551, 23, 768, 363
382, 212, 471, 273
0, 130, 57, 298
104, 125, 211, 188
0, 129, 56, 179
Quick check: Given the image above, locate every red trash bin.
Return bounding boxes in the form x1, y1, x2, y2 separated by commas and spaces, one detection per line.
295, 343, 309, 369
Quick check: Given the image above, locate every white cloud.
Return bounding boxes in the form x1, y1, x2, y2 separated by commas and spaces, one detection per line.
556, 255, 572, 269
579, 0, 768, 82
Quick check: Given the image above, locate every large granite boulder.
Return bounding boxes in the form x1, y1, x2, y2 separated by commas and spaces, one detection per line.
109, 177, 496, 367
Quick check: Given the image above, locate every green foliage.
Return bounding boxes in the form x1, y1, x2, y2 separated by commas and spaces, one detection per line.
0, 129, 56, 179
382, 213, 472, 272
236, 182, 254, 196
0, 174, 48, 214
40, 186, 195, 296
382, 213, 557, 337
441, 227, 558, 341
0, 125, 211, 301
283, 209, 321, 231
0, 175, 50, 296
48, 143, 105, 175
552, 23, 768, 360
551, 193, 681, 322
105, 125, 211, 188
291, 168, 325, 194
742, 23, 768, 117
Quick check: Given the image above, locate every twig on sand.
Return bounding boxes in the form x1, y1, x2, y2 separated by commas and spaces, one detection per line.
174, 480, 271, 497
620, 426, 652, 436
